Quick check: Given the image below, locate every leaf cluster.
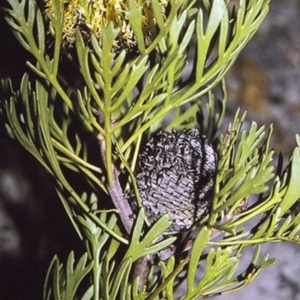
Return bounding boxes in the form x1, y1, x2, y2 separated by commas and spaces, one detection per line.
0, 0, 270, 236
27, 98, 295, 298
2, 0, 270, 184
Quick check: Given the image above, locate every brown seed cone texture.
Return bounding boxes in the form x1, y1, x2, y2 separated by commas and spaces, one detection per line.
130, 129, 216, 234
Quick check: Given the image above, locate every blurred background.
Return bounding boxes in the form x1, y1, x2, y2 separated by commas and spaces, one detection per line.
212, 0, 300, 299
1, 0, 300, 298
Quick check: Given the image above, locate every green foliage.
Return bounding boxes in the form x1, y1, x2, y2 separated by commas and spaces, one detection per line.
2, 0, 300, 299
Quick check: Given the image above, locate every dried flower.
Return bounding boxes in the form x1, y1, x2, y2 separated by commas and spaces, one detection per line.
44, 0, 168, 49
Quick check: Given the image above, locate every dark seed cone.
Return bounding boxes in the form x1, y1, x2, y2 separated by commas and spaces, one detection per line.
130, 129, 216, 234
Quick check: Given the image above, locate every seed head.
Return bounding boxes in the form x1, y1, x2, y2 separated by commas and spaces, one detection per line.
130, 129, 216, 234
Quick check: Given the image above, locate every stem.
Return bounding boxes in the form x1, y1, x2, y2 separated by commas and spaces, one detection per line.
149, 255, 190, 300
99, 126, 134, 234
131, 255, 151, 289
107, 166, 134, 234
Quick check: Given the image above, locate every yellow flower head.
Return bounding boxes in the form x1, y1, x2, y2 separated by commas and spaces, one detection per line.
44, 0, 168, 50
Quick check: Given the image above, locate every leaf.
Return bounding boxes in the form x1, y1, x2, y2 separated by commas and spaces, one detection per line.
161, 256, 176, 298
125, 209, 175, 261
43, 255, 64, 300
279, 148, 300, 216
110, 258, 133, 300
214, 117, 274, 215
81, 285, 94, 300
187, 227, 211, 293
128, 0, 146, 53
65, 252, 93, 300
186, 244, 237, 299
